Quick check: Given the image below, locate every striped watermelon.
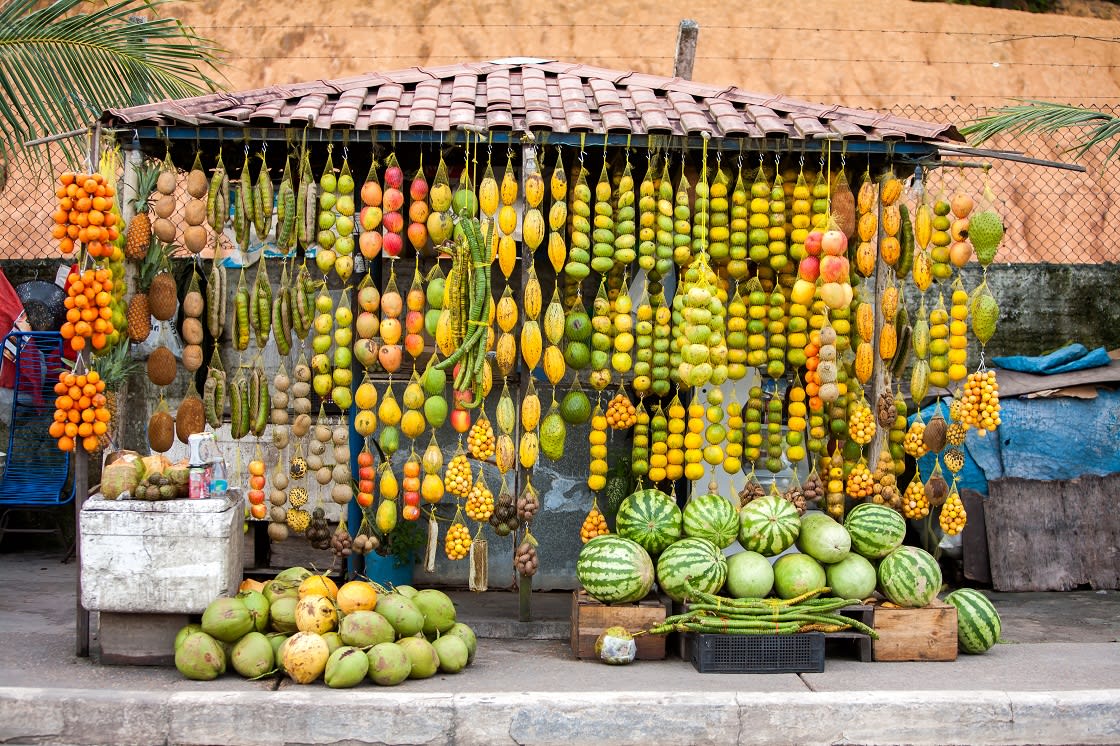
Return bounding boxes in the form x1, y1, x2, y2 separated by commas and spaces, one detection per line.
877, 545, 942, 608
945, 588, 1002, 654
656, 537, 727, 603
738, 495, 801, 556
576, 535, 655, 605
616, 489, 682, 556
682, 493, 739, 549
844, 503, 907, 560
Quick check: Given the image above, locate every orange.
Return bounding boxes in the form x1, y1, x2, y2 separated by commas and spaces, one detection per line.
70, 337, 85, 351
77, 423, 92, 438
86, 371, 100, 384
57, 436, 74, 452
48, 422, 65, 438
63, 422, 78, 438
298, 575, 338, 601
81, 408, 95, 423
59, 172, 76, 186
91, 333, 106, 350
335, 581, 378, 615
95, 408, 110, 423
93, 421, 107, 436
82, 436, 99, 453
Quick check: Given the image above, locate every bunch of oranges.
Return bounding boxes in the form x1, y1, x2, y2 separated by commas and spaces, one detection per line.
48, 369, 109, 453
51, 172, 120, 258
61, 268, 116, 352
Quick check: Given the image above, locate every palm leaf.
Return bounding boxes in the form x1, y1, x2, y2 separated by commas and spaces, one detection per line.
961, 100, 1120, 162
0, 0, 224, 170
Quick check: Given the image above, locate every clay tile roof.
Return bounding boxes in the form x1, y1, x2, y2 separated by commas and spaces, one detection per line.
100, 60, 962, 144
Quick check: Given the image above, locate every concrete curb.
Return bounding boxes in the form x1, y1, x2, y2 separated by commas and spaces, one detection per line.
2, 686, 1119, 745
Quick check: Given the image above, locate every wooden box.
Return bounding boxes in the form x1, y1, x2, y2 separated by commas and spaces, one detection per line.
872, 598, 958, 662
570, 590, 668, 660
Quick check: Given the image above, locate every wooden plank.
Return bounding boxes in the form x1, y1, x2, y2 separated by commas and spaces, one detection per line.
570, 591, 667, 660
96, 612, 191, 666
872, 598, 957, 662
986, 475, 1120, 591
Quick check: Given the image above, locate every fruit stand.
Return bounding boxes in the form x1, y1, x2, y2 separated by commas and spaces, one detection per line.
58, 60, 1010, 674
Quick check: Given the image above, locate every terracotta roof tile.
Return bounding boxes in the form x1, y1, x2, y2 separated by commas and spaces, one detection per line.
100, 59, 962, 145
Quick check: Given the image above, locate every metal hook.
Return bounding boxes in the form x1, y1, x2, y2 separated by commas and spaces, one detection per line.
343, 145, 348, 160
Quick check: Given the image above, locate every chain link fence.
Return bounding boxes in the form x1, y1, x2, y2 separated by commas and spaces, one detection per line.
1, 103, 1117, 263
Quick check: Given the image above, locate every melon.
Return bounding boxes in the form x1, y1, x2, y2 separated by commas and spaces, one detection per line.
725, 550, 774, 599
772, 553, 826, 599
825, 553, 878, 600
878, 545, 943, 608
844, 503, 907, 560
795, 513, 851, 564
682, 493, 739, 549
945, 588, 1002, 654
738, 495, 801, 556
615, 489, 682, 556
576, 535, 655, 605
655, 537, 727, 603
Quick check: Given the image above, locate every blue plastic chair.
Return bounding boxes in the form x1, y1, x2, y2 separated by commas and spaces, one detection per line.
0, 332, 74, 555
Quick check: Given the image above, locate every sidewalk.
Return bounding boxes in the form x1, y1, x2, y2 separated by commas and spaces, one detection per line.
0, 549, 1118, 746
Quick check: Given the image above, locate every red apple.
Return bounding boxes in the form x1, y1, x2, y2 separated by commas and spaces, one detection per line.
383, 187, 405, 212
385, 165, 404, 189
805, 230, 824, 257
450, 408, 471, 433
819, 254, 849, 284
409, 177, 429, 201
381, 231, 403, 258
382, 210, 404, 234
821, 229, 847, 256
797, 255, 820, 282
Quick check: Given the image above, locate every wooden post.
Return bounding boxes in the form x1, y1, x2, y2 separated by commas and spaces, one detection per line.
673, 20, 700, 80
517, 139, 539, 622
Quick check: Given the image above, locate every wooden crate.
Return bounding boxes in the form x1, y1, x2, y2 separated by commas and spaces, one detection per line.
872, 598, 958, 662
570, 590, 668, 660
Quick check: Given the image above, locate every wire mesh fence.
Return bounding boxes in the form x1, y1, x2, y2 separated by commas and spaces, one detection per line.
1, 103, 1117, 263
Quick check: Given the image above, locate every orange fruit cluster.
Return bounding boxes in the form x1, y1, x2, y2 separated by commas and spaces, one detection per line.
49, 369, 109, 453
62, 267, 116, 352
604, 393, 636, 429
51, 172, 119, 258
580, 506, 609, 544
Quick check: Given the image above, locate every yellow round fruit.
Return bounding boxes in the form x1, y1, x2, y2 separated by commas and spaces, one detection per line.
299, 574, 338, 600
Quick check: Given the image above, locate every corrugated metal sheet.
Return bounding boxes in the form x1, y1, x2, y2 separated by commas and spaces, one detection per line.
100, 60, 962, 143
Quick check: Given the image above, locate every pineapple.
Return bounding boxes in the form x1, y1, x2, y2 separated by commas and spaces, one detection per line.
127, 245, 161, 343
125, 164, 160, 262
89, 342, 140, 451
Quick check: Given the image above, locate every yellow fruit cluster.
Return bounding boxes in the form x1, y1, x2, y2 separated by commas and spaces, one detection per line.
444, 522, 471, 560
665, 398, 686, 481
939, 488, 967, 535
846, 462, 875, 500
580, 506, 609, 544
848, 403, 876, 446
588, 408, 608, 491
465, 479, 494, 522
605, 393, 636, 429
903, 421, 929, 458
467, 417, 496, 460
445, 454, 472, 498
961, 369, 1001, 435
901, 473, 930, 519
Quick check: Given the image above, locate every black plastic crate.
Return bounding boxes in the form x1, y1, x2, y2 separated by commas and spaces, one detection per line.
686, 632, 826, 674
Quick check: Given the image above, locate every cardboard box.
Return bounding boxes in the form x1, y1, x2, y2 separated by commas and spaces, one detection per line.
570, 590, 668, 660
872, 598, 958, 662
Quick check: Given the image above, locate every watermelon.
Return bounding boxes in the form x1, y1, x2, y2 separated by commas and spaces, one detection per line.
576, 535, 655, 605
772, 553, 827, 599
682, 493, 739, 549
844, 503, 907, 560
725, 550, 774, 599
825, 553, 877, 600
616, 489, 682, 556
738, 495, 800, 556
945, 588, 1002, 654
877, 545, 942, 608
655, 537, 727, 603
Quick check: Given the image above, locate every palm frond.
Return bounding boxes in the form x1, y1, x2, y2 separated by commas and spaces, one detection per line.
961, 100, 1120, 161
0, 0, 225, 170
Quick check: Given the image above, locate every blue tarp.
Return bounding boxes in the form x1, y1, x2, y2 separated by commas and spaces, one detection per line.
992, 343, 1111, 375
910, 389, 1120, 496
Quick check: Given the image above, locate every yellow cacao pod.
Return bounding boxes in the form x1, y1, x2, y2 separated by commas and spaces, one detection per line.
913, 249, 933, 291
855, 240, 877, 277
910, 358, 930, 403
497, 234, 517, 277
551, 163, 568, 200
518, 431, 539, 469
912, 316, 930, 359
915, 203, 933, 249
520, 319, 542, 370
858, 212, 878, 242
856, 302, 875, 343
522, 208, 545, 251
523, 273, 543, 319
496, 433, 516, 474
881, 285, 900, 322
880, 175, 903, 206
495, 332, 517, 377
435, 309, 455, 356
496, 392, 516, 435
548, 231, 566, 273
543, 345, 566, 385
500, 168, 518, 206
855, 341, 874, 384
496, 290, 518, 332
879, 322, 898, 361
549, 200, 567, 231
376, 499, 398, 533
524, 171, 545, 208
478, 174, 500, 217
882, 204, 901, 236
481, 357, 494, 397
542, 297, 566, 344
880, 236, 901, 266
521, 390, 541, 432
857, 179, 877, 214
